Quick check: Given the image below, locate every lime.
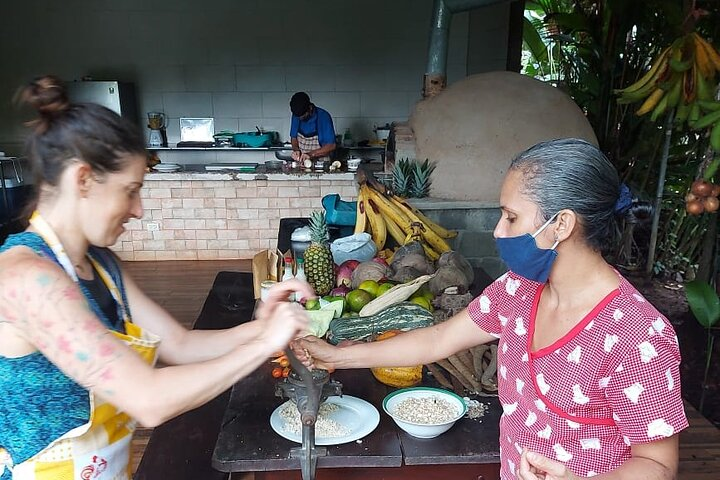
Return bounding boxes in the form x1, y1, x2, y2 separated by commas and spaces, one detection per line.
346, 289, 374, 312
357, 280, 380, 298
304, 298, 320, 310
409, 296, 433, 311
416, 285, 434, 302
376, 282, 395, 297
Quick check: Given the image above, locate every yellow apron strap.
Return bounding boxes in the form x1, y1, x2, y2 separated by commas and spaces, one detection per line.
29, 211, 79, 282
29, 211, 130, 323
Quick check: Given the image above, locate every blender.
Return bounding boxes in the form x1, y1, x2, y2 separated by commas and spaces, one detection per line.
147, 112, 167, 147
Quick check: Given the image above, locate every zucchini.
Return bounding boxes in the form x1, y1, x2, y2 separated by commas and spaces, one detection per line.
326, 302, 434, 345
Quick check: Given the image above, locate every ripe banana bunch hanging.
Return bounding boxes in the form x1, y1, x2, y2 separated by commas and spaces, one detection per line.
354, 183, 457, 260
615, 33, 720, 151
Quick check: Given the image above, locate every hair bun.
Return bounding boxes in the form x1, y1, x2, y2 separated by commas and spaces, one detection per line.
23, 75, 69, 113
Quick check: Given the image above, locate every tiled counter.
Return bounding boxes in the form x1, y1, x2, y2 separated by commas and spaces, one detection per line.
112, 170, 358, 261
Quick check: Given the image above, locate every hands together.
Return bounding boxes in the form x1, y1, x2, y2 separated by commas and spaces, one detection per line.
255, 279, 315, 352
517, 448, 580, 480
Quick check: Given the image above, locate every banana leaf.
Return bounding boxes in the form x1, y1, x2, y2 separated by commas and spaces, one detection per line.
523, 17, 549, 64
686, 280, 720, 328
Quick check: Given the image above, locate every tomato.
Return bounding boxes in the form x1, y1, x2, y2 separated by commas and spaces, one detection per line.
271, 367, 283, 379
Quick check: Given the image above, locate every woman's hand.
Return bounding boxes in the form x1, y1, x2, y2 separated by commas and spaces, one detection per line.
291, 335, 341, 371
291, 150, 302, 161
256, 302, 309, 353
517, 448, 580, 480
256, 278, 315, 320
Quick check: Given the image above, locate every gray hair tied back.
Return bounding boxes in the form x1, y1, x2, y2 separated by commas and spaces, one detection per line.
510, 138, 622, 252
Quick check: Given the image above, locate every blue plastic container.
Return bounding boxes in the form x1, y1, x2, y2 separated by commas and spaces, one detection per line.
233, 132, 273, 148
322, 194, 357, 226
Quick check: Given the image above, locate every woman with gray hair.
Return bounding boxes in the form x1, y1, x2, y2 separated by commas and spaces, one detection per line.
296, 138, 686, 480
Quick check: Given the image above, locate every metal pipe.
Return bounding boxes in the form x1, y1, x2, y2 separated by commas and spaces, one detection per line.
425, 0, 515, 81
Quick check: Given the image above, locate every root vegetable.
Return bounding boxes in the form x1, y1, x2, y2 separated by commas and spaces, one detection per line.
471, 345, 489, 379
436, 251, 474, 286
448, 354, 482, 393
426, 363, 454, 389
390, 252, 435, 276
481, 344, 498, 392
429, 265, 472, 295
436, 358, 475, 393
391, 266, 423, 283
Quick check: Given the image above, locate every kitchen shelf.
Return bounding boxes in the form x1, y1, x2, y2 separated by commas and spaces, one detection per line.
148, 145, 386, 152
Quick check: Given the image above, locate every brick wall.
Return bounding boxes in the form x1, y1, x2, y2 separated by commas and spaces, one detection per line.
113, 177, 357, 261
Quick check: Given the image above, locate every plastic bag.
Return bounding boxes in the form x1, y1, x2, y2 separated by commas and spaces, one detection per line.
330, 232, 377, 265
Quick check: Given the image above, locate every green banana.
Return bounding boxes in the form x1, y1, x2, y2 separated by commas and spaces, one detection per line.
711, 122, 720, 152
698, 100, 720, 112
675, 102, 691, 124
615, 47, 670, 95
669, 57, 693, 72
636, 88, 665, 116
650, 93, 670, 122
689, 102, 702, 127
696, 72, 714, 102
665, 77, 683, 108
693, 109, 720, 130
704, 158, 720, 180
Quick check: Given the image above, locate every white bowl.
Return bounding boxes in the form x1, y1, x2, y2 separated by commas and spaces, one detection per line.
382, 387, 467, 439
346, 158, 362, 170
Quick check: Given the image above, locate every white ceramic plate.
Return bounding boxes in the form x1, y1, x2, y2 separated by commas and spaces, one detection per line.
270, 395, 379, 445
153, 163, 181, 172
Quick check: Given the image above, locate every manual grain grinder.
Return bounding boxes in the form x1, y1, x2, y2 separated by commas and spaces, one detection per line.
275, 350, 342, 480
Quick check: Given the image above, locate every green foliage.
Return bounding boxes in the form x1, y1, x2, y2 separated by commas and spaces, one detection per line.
522, 0, 720, 279
686, 280, 720, 328
392, 158, 436, 199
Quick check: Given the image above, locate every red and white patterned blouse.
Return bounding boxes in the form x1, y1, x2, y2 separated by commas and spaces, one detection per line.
467, 271, 688, 479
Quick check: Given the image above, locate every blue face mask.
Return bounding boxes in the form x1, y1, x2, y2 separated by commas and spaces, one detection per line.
495, 213, 560, 284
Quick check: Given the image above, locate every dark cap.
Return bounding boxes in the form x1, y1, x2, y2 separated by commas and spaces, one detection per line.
290, 92, 311, 117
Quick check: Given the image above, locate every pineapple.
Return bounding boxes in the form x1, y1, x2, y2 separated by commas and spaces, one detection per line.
304, 211, 335, 296
409, 159, 436, 198
392, 158, 413, 197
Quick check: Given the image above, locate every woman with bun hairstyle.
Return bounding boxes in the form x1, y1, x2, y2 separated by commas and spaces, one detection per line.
0, 76, 313, 479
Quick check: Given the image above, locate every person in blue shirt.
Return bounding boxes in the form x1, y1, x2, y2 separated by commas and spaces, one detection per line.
289, 92, 336, 164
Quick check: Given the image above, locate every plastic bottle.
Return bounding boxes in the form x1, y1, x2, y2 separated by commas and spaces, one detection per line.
294, 258, 306, 302
282, 257, 295, 282
281, 256, 295, 301
342, 128, 353, 147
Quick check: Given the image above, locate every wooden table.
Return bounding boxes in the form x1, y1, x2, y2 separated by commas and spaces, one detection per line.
135, 270, 501, 480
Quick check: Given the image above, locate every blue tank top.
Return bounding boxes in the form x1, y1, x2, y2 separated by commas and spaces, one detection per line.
0, 232, 130, 476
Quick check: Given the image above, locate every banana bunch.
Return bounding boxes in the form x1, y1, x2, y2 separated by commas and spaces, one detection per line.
354, 183, 457, 260
615, 33, 720, 148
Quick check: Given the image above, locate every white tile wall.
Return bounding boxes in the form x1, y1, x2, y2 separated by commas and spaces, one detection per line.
0, 0, 512, 153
